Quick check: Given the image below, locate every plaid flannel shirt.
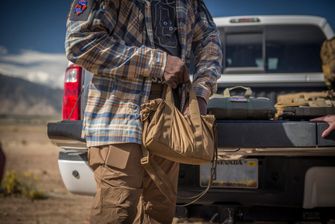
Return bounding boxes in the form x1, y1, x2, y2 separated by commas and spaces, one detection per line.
65, 0, 222, 147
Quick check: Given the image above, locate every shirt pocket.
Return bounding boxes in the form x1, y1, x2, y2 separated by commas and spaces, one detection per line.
153, 3, 178, 47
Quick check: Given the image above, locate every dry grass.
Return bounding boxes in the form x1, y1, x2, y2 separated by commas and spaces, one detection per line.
1, 170, 48, 200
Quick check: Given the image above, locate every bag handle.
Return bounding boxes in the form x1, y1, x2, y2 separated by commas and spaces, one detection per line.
188, 86, 204, 150
164, 85, 204, 152
223, 86, 252, 98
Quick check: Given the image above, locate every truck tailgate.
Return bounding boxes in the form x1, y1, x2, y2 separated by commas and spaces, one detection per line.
47, 120, 335, 149
47, 120, 85, 149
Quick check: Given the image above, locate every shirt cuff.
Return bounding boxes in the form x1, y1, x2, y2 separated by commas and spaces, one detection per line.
149, 50, 167, 82
192, 84, 212, 103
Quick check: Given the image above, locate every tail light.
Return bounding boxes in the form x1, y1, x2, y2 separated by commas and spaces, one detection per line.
62, 64, 82, 120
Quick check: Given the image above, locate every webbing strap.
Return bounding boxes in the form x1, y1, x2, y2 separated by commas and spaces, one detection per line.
177, 123, 218, 207
141, 145, 176, 204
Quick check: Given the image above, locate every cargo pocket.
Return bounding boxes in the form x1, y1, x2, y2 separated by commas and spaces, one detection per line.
100, 178, 142, 222
91, 165, 105, 216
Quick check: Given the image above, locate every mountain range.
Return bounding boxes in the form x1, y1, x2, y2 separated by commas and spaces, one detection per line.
0, 74, 62, 116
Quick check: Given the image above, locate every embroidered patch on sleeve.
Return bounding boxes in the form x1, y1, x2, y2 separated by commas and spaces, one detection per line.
69, 0, 94, 21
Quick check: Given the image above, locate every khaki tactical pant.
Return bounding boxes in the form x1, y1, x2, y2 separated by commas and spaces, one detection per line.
88, 144, 179, 224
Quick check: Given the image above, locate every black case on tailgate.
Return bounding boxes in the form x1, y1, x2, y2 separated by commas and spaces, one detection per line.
208, 86, 275, 120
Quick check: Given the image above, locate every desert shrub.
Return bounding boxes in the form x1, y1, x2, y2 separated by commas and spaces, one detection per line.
0, 170, 47, 200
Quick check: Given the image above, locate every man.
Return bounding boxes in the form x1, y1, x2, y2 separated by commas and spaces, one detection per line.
65, 0, 222, 223
311, 37, 335, 139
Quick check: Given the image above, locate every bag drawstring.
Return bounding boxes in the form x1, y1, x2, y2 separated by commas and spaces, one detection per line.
176, 123, 218, 207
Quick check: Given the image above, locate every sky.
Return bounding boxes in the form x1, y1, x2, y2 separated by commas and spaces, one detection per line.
0, 0, 334, 88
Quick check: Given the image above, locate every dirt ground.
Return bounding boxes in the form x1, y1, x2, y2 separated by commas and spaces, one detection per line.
0, 121, 205, 224
0, 121, 93, 224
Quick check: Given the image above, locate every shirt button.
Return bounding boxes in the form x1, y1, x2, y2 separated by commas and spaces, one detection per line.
169, 27, 174, 31
163, 21, 168, 26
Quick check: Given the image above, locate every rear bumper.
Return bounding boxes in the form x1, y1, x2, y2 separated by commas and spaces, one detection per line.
58, 151, 335, 209
177, 156, 335, 208
51, 120, 335, 208
58, 151, 95, 195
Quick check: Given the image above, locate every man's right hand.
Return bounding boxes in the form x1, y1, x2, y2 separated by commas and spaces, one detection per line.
163, 55, 189, 89
311, 115, 335, 138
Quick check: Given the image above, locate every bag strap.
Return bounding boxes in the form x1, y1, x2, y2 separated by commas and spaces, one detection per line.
223, 86, 252, 98
141, 145, 217, 207
141, 118, 176, 204
141, 146, 176, 204
177, 123, 218, 207
177, 145, 217, 207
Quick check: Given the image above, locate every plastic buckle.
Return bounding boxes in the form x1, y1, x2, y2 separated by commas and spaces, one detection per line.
141, 156, 149, 165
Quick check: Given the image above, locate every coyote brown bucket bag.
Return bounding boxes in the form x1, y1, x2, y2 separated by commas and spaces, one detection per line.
140, 84, 217, 206
140, 84, 215, 165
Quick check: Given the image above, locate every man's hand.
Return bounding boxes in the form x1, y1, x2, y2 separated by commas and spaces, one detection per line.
311, 115, 335, 138
163, 55, 188, 89
183, 97, 207, 115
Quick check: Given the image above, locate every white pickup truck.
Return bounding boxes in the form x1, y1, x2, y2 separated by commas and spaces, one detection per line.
48, 15, 335, 223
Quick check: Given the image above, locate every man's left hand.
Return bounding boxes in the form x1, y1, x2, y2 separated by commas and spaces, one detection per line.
197, 97, 207, 115
183, 97, 207, 115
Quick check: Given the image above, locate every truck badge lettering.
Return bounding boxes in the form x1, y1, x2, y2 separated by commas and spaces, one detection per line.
218, 160, 243, 165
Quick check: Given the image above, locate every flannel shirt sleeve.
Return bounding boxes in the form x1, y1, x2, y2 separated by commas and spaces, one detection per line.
192, 0, 223, 102
65, 0, 167, 80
